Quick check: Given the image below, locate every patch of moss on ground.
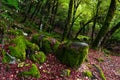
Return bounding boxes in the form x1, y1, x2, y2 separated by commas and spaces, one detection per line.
19, 64, 40, 78
93, 64, 106, 80
30, 51, 46, 64
84, 70, 92, 78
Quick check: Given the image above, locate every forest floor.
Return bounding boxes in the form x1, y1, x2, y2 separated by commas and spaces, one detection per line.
0, 48, 120, 80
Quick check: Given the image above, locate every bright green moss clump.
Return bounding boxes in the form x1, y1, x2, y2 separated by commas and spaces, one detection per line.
56, 42, 89, 68
31, 34, 60, 54
9, 36, 39, 61
84, 70, 92, 78
30, 51, 46, 64
9, 36, 27, 61
19, 64, 40, 78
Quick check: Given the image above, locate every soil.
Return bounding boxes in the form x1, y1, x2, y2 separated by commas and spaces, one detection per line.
0, 49, 120, 80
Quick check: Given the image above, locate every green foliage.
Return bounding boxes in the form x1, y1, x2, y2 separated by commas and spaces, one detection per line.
111, 30, 120, 42
2, 0, 19, 10
30, 51, 46, 64
19, 64, 40, 78
84, 70, 92, 78
5, 29, 23, 36
77, 35, 90, 41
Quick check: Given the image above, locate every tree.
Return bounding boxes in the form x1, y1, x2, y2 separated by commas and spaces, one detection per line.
61, 0, 74, 41
92, 0, 116, 48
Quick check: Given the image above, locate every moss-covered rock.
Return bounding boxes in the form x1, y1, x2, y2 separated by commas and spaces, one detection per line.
19, 64, 40, 78
9, 36, 27, 61
56, 42, 89, 68
42, 37, 60, 53
30, 51, 46, 64
9, 36, 39, 61
31, 34, 60, 54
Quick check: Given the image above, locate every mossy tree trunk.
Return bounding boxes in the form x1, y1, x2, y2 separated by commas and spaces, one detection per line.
92, 0, 116, 48
91, 0, 101, 43
61, 0, 74, 41
67, 0, 82, 39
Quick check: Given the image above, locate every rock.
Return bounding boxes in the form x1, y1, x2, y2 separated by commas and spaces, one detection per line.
56, 41, 89, 68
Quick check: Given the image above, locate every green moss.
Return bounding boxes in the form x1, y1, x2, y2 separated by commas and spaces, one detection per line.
42, 37, 52, 53
26, 40, 39, 51
9, 36, 39, 61
31, 34, 40, 44
19, 64, 40, 78
2, 50, 11, 63
84, 70, 92, 78
61, 69, 71, 77
30, 51, 46, 64
9, 36, 26, 60
56, 42, 89, 68
42, 37, 60, 54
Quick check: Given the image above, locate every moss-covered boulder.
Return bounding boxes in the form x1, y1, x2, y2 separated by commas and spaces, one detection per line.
9, 36, 27, 61
30, 51, 46, 64
42, 37, 60, 53
9, 36, 39, 61
56, 42, 89, 68
31, 34, 60, 54
19, 64, 40, 78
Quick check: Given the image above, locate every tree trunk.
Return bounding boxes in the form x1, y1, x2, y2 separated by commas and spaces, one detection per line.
67, 0, 82, 39
92, 0, 116, 48
91, 0, 101, 42
61, 0, 74, 41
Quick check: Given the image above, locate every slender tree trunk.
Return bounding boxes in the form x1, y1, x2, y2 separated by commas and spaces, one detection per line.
61, 0, 74, 41
92, 0, 116, 48
67, 0, 82, 39
91, 0, 101, 42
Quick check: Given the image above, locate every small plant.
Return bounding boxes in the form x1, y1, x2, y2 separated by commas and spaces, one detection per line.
84, 70, 92, 78
61, 69, 71, 77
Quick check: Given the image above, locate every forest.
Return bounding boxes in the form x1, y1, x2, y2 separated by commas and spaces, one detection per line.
0, 0, 120, 80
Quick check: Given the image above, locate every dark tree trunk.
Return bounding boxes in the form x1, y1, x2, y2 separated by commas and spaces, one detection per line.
92, 0, 116, 48
61, 0, 74, 41
91, 0, 101, 42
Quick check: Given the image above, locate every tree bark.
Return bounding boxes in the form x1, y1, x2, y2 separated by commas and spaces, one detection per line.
92, 0, 116, 48
61, 0, 74, 41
